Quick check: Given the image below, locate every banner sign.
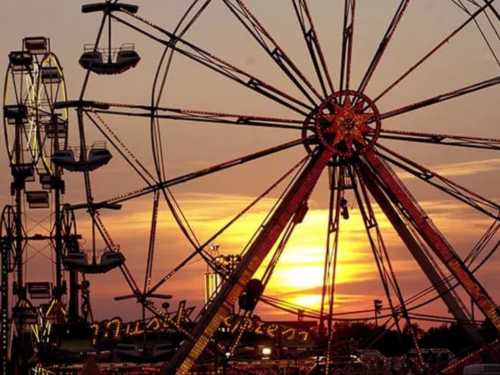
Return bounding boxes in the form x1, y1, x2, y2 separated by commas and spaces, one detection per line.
91, 303, 314, 345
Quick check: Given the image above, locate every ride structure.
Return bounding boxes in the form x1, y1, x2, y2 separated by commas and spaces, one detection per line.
1, 36, 70, 374
1, 1, 499, 374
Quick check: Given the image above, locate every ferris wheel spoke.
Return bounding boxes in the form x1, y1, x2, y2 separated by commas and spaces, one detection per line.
222, 0, 323, 106
69, 137, 309, 210
40, 81, 53, 111
160, 185, 203, 256
339, 0, 356, 92
90, 211, 141, 293
167, 147, 332, 373
450, 0, 500, 66
373, 0, 495, 103
147, 155, 309, 297
350, 166, 408, 330
357, 0, 411, 94
8, 68, 22, 105
480, 0, 500, 20
320, 165, 335, 332
89, 103, 305, 130
356, 161, 483, 342
378, 129, 500, 150
151, 0, 213, 109
87, 109, 205, 264
376, 144, 499, 220
352, 163, 426, 363
481, 4, 500, 36
111, 12, 312, 116
360, 147, 500, 332
41, 77, 61, 112
379, 75, 500, 121
119, 263, 142, 297
292, 0, 335, 97
320, 164, 344, 340
85, 111, 157, 186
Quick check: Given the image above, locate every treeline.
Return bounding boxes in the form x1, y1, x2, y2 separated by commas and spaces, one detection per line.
328, 320, 497, 357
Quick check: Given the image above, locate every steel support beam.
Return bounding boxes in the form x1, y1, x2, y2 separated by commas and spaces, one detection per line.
165, 148, 332, 374
358, 162, 484, 345
361, 148, 500, 332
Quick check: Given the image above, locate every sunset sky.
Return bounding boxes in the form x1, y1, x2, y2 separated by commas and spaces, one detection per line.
1, 1, 499, 326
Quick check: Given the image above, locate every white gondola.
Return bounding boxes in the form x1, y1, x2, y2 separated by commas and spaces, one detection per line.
79, 43, 140, 75
88, 147, 112, 167
51, 149, 76, 169
27, 282, 52, 299
42, 114, 68, 139
39, 173, 53, 190
23, 36, 49, 55
79, 49, 103, 69
40, 66, 62, 84
26, 191, 50, 209
63, 249, 125, 274
8, 51, 32, 70
4, 104, 28, 124
11, 163, 35, 181
51, 143, 112, 172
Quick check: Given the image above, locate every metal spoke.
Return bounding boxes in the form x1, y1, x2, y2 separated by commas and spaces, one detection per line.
152, 0, 213, 109
350, 167, 403, 318
376, 144, 500, 220
111, 12, 312, 115
380, 75, 500, 121
379, 128, 500, 150
357, 0, 411, 94
144, 191, 160, 294
451, 0, 500, 66
350, 164, 424, 364
320, 164, 342, 341
357, 161, 483, 344
85, 111, 157, 186
374, 0, 496, 103
146, 155, 309, 296
292, 0, 335, 97
340, 0, 356, 92
69, 137, 310, 210
87, 102, 305, 131
166, 147, 332, 374
481, 0, 500, 20
222, 0, 323, 105
360, 147, 500, 331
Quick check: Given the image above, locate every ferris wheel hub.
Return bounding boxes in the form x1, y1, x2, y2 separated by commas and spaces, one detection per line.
313, 90, 381, 158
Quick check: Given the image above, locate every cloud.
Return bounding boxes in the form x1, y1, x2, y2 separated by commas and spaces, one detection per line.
70, 191, 498, 320
398, 158, 500, 179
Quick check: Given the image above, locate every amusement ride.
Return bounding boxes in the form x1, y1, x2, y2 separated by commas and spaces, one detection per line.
1, 1, 499, 374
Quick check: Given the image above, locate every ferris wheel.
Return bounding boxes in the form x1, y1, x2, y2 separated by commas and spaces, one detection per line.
52, 0, 499, 372
2, 0, 500, 374
2, 35, 69, 296
1, 36, 72, 374
3, 37, 69, 177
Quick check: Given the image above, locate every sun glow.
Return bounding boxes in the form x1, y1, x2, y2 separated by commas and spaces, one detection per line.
289, 294, 322, 309
81, 192, 491, 317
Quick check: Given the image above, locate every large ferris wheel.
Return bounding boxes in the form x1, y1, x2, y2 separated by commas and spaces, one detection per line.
1, 0, 500, 374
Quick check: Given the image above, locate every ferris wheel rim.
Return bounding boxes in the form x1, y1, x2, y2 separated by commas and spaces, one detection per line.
2, 62, 39, 165
35, 51, 69, 177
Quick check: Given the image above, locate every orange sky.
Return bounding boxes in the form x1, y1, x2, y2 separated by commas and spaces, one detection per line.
1, 1, 499, 326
